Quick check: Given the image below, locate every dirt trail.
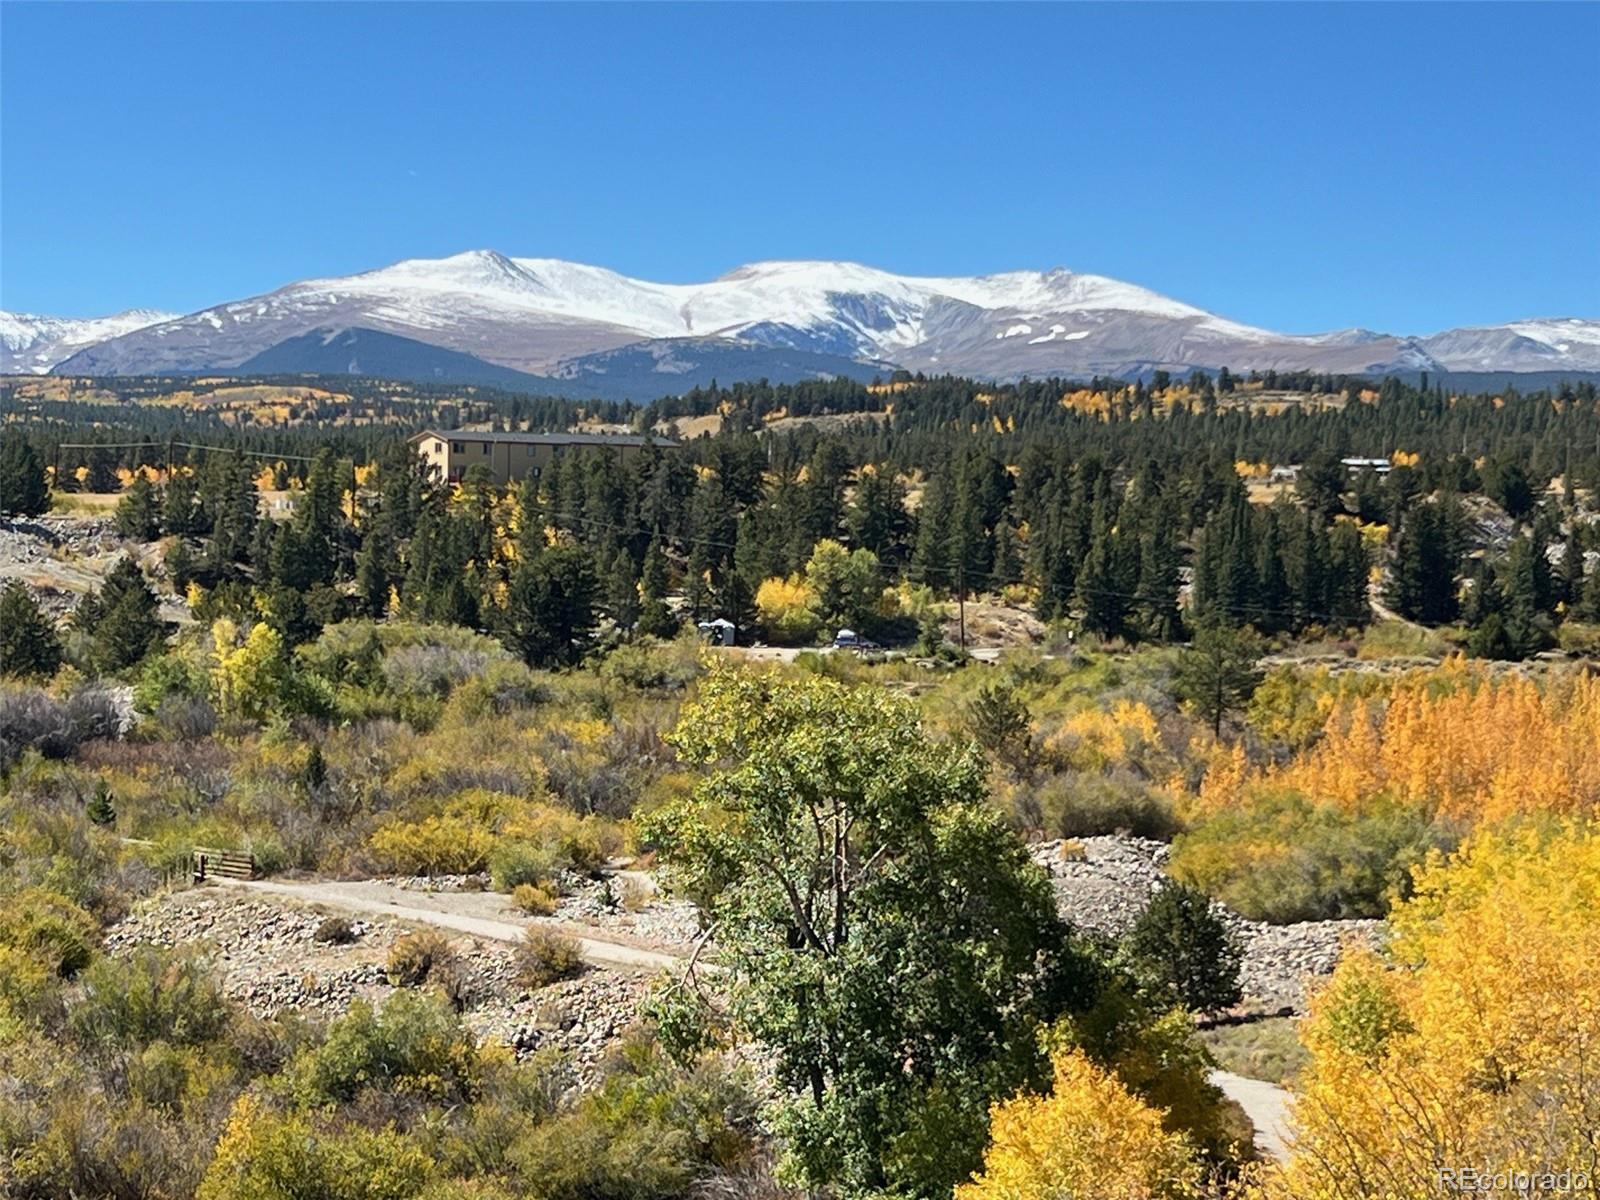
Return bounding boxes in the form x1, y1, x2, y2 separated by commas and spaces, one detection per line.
218, 878, 683, 973
222, 877, 1292, 1160
1208, 1069, 1291, 1161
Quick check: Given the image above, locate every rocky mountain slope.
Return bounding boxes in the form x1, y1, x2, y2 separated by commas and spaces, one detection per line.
8, 250, 1597, 391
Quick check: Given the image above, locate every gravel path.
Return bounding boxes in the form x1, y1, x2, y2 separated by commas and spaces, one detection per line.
1208, 1069, 1291, 1161
220, 878, 684, 972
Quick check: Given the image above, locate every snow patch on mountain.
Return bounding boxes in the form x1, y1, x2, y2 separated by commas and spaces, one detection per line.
1, 309, 178, 373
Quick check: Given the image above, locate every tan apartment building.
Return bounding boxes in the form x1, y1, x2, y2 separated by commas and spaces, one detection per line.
410, 429, 675, 485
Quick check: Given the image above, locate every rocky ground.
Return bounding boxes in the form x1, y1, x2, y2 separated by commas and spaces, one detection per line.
104, 888, 652, 1083
1029, 836, 1382, 1012
103, 831, 1374, 1097
0, 514, 187, 622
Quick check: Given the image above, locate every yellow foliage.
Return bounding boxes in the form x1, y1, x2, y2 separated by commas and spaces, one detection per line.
1390, 448, 1420, 468
1234, 460, 1270, 479
755, 575, 820, 644
199, 1093, 432, 1200
1045, 700, 1162, 771
1265, 670, 1600, 822
1268, 824, 1600, 1199
956, 1049, 1203, 1200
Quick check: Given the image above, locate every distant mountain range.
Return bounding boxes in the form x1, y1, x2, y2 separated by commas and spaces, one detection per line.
4, 251, 1597, 398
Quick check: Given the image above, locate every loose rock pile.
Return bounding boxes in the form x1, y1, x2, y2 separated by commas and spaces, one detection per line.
554, 875, 703, 948
105, 888, 649, 1082
1029, 836, 1382, 1012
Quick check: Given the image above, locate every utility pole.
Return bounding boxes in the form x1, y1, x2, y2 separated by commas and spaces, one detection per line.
956, 561, 966, 652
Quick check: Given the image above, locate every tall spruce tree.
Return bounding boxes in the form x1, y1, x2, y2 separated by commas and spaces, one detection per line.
0, 432, 49, 517
0, 581, 63, 680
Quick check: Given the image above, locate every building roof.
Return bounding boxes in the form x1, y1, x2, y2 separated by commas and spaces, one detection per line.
410, 428, 675, 448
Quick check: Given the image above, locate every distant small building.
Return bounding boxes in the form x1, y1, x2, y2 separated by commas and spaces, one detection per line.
1341, 456, 1392, 475
410, 429, 675, 485
1268, 465, 1300, 484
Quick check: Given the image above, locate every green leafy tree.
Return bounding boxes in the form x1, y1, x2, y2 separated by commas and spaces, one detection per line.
0, 580, 62, 679
1173, 620, 1265, 737
803, 538, 881, 633
647, 666, 1092, 1198
1122, 882, 1242, 1016
0, 432, 49, 517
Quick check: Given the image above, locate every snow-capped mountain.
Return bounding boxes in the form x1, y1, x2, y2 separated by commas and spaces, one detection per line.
10, 251, 1599, 391
0, 309, 177, 374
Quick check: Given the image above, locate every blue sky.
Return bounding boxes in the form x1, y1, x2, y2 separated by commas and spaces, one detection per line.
2, 2, 1596, 333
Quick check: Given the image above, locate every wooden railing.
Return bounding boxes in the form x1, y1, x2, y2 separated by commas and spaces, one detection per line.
191, 847, 255, 882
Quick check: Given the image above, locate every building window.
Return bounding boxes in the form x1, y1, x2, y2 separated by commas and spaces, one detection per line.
452, 442, 464, 453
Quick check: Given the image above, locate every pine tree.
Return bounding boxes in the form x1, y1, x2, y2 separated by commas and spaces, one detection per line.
1296, 450, 1348, 521
0, 580, 63, 680
83, 557, 165, 673
84, 448, 119, 494
86, 780, 117, 828
0, 432, 49, 517
354, 515, 396, 617
162, 470, 200, 535
845, 468, 910, 561
1324, 518, 1376, 630
501, 544, 596, 667
1074, 504, 1128, 638
1384, 502, 1460, 625
1174, 620, 1265, 737
606, 552, 641, 632
912, 471, 955, 590
1251, 505, 1291, 633
115, 475, 162, 541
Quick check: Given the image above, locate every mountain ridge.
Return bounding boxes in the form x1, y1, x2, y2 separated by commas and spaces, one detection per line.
7, 252, 1598, 392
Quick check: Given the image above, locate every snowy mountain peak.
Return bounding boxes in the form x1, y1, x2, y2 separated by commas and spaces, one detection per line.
16, 252, 1600, 384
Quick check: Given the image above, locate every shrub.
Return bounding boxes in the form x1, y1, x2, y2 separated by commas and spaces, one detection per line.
286, 990, 482, 1107
370, 813, 497, 876
489, 840, 560, 892
506, 1034, 761, 1199
598, 639, 702, 693
955, 1048, 1203, 1200
754, 576, 821, 645
1032, 772, 1179, 840
0, 886, 98, 978
515, 927, 584, 989
314, 916, 357, 944
511, 883, 558, 916
387, 929, 458, 988
0, 685, 92, 761
68, 946, 232, 1047
1170, 791, 1445, 923
200, 1093, 434, 1200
